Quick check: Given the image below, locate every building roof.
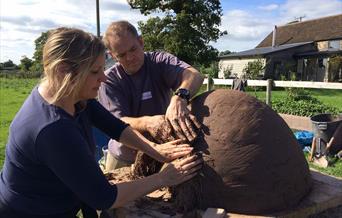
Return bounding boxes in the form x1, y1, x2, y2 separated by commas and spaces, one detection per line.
256, 14, 342, 48
219, 42, 312, 59
295, 50, 342, 58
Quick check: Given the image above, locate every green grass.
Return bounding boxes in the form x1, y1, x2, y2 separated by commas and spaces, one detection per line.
247, 88, 342, 109
0, 78, 40, 167
305, 153, 342, 177
1, 79, 342, 178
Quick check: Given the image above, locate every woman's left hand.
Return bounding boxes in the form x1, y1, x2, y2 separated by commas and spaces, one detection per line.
153, 139, 193, 163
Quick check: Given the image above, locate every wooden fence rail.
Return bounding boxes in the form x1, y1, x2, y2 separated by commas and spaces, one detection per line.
203, 78, 342, 106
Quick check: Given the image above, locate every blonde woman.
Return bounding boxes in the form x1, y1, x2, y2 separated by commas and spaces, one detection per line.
0, 27, 202, 218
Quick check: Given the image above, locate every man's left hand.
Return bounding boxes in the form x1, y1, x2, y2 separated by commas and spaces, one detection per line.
165, 95, 201, 142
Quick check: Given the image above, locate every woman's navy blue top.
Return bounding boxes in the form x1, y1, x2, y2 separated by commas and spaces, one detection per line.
0, 87, 129, 215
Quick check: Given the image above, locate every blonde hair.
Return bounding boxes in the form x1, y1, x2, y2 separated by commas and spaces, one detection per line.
41, 27, 105, 103
103, 20, 138, 52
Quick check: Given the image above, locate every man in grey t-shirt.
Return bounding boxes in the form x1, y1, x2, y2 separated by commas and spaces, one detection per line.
98, 21, 204, 171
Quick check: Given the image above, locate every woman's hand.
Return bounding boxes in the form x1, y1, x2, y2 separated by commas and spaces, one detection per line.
153, 139, 193, 163
158, 154, 203, 187
110, 154, 203, 209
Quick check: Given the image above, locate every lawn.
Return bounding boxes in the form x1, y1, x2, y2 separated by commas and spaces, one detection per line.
206, 85, 342, 109
307, 155, 342, 177
0, 78, 40, 167
247, 87, 342, 109
1, 79, 342, 177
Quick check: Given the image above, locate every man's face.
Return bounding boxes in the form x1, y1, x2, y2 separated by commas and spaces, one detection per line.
109, 32, 145, 75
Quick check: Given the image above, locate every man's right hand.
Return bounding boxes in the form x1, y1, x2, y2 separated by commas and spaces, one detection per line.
165, 96, 201, 142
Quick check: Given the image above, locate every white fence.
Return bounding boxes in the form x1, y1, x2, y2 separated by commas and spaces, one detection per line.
204, 78, 342, 89
203, 78, 342, 106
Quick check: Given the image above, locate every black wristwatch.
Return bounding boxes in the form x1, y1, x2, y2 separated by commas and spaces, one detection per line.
175, 88, 190, 102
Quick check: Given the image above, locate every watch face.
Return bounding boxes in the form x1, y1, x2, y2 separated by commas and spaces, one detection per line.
176, 88, 190, 100
180, 88, 190, 95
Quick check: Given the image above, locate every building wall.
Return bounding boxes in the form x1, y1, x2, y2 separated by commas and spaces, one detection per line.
218, 58, 266, 78
264, 43, 316, 79
317, 41, 329, 51
217, 43, 339, 81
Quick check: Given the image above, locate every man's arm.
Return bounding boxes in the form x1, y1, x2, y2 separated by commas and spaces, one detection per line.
120, 67, 203, 133
121, 115, 175, 143
177, 67, 205, 98
117, 125, 193, 163
165, 66, 204, 141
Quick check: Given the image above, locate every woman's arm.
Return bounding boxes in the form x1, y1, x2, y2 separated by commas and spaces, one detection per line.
118, 126, 193, 163
88, 100, 193, 162
110, 154, 202, 208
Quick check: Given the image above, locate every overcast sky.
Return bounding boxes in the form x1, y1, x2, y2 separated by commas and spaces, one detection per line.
1, 0, 341, 64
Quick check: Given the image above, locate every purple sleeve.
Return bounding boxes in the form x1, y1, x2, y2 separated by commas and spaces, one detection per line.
155, 52, 191, 91
36, 121, 117, 210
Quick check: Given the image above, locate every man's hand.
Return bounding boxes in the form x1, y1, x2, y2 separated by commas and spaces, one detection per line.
153, 139, 194, 162
165, 95, 201, 142
145, 115, 176, 143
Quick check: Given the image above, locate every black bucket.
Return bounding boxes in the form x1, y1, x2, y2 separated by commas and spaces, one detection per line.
310, 113, 342, 155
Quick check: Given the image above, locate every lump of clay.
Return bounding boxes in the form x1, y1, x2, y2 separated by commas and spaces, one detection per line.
169, 89, 312, 214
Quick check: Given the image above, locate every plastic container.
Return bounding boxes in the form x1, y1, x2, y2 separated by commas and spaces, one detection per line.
311, 114, 342, 142
92, 127, 110, 161
294, 131, 314, 148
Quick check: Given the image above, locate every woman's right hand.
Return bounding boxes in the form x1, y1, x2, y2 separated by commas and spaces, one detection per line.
153, 139, 194, 163
158, 154, 203, 187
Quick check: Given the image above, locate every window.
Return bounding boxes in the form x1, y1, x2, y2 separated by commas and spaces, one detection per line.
329, 40, 341, 50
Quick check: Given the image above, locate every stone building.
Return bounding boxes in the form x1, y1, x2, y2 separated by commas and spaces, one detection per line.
218, 14, 342, 82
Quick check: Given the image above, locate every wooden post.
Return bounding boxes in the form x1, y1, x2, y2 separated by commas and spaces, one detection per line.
266, 79, 272, 107
207, 74, 212, 91
96, 0, 100, 37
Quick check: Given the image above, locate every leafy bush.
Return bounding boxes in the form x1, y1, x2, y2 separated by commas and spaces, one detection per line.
272, 88, 341, 117
243, 58, 264, 79
0, 71, 42, 79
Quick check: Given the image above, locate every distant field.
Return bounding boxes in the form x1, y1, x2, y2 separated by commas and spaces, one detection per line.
0, 79, 342, 177
0, 78, 40, 167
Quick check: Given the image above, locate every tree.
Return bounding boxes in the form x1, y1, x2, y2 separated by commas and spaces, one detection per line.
328, 55, 342, 82
127, 0, 227, 66
19, 56, 33, 72
0, 60, 18, 71
243, 59, 264, 80
200, 61, 219, 78
220, 63, 233, 79
243, 58, 265, 96
2, 60, 16, 68
30, 31, 49, 73
219, 50, 231, 56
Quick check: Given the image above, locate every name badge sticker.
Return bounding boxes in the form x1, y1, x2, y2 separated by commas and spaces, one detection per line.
141, 91, 152, 100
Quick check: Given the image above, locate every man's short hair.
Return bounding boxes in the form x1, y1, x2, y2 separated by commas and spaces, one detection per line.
103, 20, 138, 52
